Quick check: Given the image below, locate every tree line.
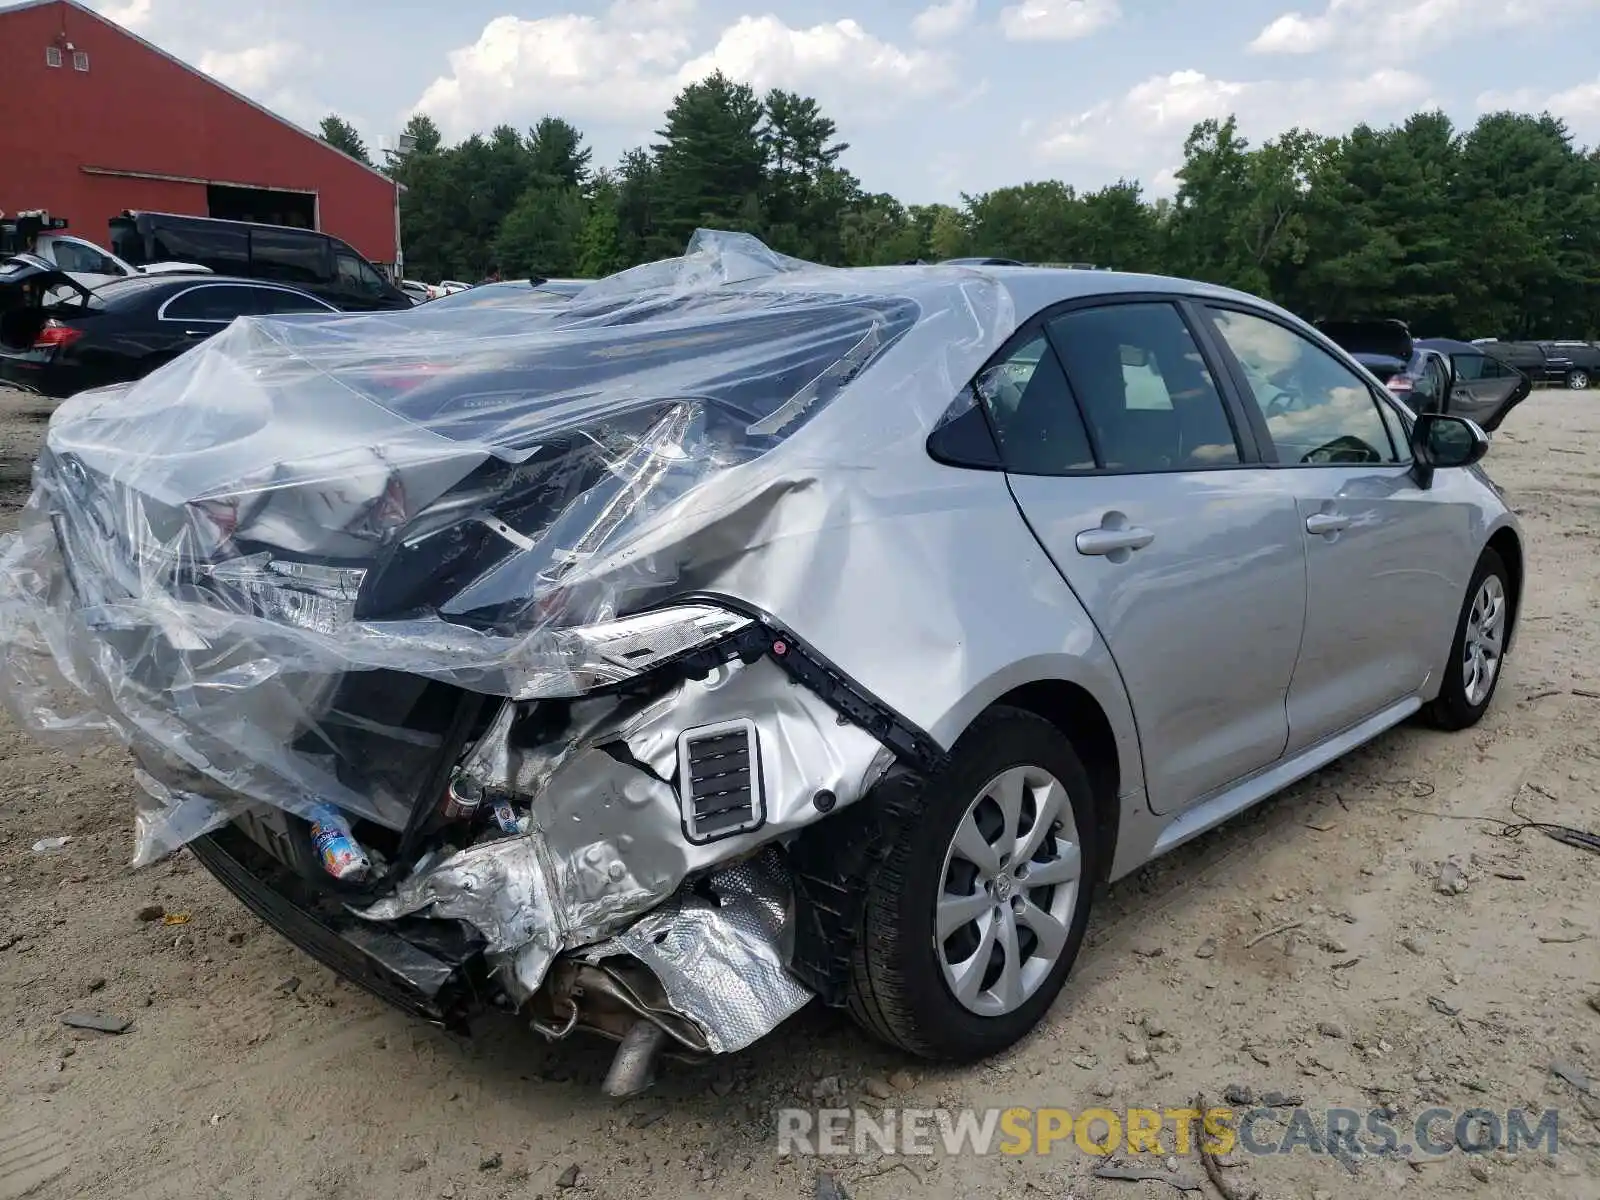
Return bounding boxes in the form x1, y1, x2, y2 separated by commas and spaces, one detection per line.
318, 77, 1600, 340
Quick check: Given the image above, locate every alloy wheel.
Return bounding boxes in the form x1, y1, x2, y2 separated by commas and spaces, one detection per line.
1570, 371, 1590, 390
1463, 574, 1506, 707
935, 765, 1082, 1017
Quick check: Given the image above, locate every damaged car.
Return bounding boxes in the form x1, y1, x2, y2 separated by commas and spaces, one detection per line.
0, 232, 1524, 1094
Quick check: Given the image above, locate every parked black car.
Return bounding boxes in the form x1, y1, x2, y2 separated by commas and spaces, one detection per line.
109, 211, 412, 313
0, 254, 342, 398
1316, 319, 1531, 432
1474, 339, 1600, 389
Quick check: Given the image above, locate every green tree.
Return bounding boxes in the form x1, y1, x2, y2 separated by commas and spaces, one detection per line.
318, 114, 371, 165
576, 174, 627, 277
398, 112, 442, 156
494, 186, 588, 278
651, 72, 767, 254
526, 117, 593, 190
759, 89, 857, 261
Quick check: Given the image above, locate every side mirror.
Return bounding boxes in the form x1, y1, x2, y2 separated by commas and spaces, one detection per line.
1411, 412, 1488, 487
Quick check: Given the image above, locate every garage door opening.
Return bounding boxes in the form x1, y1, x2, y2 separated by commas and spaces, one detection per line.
206, 184, 315, 229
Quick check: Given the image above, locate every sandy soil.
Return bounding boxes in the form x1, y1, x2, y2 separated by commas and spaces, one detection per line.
1, 385, 1597, 1200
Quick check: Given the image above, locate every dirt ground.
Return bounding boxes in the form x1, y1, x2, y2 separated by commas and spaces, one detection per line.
1, 384, 1597, 1200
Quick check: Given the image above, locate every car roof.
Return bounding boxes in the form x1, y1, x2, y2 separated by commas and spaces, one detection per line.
1416, 337, 1483, 354
864, 263, 1294, 325
87, 273, 329, 308
97, 274, 317, 295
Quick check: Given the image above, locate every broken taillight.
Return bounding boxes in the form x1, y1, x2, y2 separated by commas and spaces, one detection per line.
33, 320, 83, 350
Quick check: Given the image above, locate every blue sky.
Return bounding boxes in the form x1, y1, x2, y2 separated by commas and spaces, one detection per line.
71, 0, 1600, 203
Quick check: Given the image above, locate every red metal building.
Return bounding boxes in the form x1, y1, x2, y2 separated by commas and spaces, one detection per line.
0, 0, 402, 269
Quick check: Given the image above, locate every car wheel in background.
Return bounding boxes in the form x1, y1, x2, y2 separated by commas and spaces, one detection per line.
1568, 370, 1589, 390
846, 707, 1100, 1060
1423, 548, 1511, 731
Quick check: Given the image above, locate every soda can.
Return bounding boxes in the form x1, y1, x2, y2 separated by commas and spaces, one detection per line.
308, 802, 371, 882
489, 793, 521, 834
443, 774, 482, 821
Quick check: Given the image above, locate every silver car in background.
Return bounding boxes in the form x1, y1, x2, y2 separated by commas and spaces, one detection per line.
0, 232, 1521, 1093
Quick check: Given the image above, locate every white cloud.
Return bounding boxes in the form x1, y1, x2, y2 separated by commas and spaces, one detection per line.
416, 9, 956, 140
683, 16, 955, 99
1249, 0, 1592, 57
1000, 0, 1121, 41
1478, 74, 1600, 142
90, 0, 154, 29
912, 0, 977, 41
415, 12, 693, 134
198, 41, 298, 93
1038, 66, 1431, 191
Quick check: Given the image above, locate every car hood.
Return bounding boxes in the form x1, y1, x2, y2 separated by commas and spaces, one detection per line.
1316, 318, 1413, 363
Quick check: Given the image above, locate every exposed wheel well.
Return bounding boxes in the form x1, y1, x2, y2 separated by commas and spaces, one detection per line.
989, 681, 1121, 881
1486, 526, 1524, 642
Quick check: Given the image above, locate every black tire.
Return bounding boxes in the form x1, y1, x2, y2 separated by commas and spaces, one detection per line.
1423, 548, 1511, 731
1568, 370, 1590, 391
845, 706, 1101, 1060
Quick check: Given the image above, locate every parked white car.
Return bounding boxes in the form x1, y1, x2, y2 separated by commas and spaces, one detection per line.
29, 231, 210, 290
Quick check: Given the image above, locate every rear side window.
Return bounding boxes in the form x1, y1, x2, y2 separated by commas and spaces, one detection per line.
152, 223, 248, 274
252, 287, 336, 315
163, 285, 264, 322
972, 333, 1096, 474
250, 228, 329, 285
1048, 302, 1241, 471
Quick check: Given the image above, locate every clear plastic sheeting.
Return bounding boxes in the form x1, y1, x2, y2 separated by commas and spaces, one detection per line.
0, 229, 1015, 1043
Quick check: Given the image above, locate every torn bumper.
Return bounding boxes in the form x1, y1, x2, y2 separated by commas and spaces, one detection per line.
188, 822, 489, 1030
349, 649, 900, 1052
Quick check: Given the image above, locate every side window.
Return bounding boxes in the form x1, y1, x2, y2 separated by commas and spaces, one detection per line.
335, 250, 386, 297
163, 285, 265, 322
1452, 353, 1486, 382
52, 240, 121, 275
250, 229, 329, 284
252, 287, 335, 315
1048, 302, 1240, 471
152, 224, 249, 273
1480, 354, 1518, 380
972, 332, 1096, 475
1208, 307, 1400, 466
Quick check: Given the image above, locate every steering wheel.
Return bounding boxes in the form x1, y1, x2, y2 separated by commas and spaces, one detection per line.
1264, 390, 1297, 419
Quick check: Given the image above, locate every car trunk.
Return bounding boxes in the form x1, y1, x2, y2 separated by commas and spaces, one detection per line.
0, 253, 95, 352
1315, 318, 1413, 363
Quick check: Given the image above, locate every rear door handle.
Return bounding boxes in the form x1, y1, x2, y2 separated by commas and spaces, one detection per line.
1075, 526, 1155, 556
1305, 512, 1350, 536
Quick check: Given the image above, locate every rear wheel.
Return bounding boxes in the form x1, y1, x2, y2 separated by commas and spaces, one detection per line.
846, 707, 1100, 1060
1568, 370, 1590, 390
1423, 548, 1511, 730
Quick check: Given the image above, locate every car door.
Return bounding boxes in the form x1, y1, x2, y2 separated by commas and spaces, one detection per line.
1201, 304, 1466, 752
156, 283, 266, 352
1447, 351, 1531, 432
978, 298, 1308, 814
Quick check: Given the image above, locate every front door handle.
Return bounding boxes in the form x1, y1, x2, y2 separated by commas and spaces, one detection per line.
1305, 511, 1350, 536
1075, 525, 1155, 556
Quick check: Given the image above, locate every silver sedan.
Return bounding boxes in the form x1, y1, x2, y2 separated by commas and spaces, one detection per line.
0, 246, 1521, 1084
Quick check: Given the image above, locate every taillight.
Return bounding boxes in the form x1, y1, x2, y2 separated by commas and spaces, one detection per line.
1385, 376, 1413, 392
34, 320, 83, 350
